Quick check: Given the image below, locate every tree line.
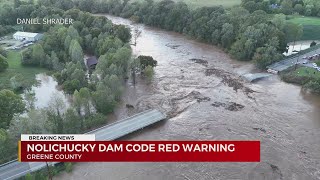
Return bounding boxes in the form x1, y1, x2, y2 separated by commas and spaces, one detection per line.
241, 0, 320, 17
33, 0, 305, 69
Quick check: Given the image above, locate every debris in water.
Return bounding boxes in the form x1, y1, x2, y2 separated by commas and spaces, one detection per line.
252, 127, 266, 133
190, 58, 208, 67
205, 67, 256, 96
165, 43, 181, 49
211, 101, 245, 111
226, 102, 245, 111
248, 162, 283, 180
126, 104, 134, 108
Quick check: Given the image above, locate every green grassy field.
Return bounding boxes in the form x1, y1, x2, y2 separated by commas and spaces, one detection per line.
0, 51, 48, 91
294, 66, 320, 78
135, 0, 241, 8
287, 16, 320, 40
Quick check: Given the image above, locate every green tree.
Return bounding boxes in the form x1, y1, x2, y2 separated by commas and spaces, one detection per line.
32, 44, 46, 66
51, 51, 63, 71
305, 78, 320, 93
294, 4, 304, 14
144, 65, 154, 83
243, 1, 257, 13
0, 89, 25, 129
0, 54, 8, 72
221, 23, 235, 49
10, 109, 48, 137
253, 38, 283, 69
284, 22, 303, 49
0, 128, 15, 163
65, 162, 73, 173
46, 93, 66, 133
24, 89, 36, 110
92, 83, 116, 114
137, 55, 157, 70
67, 26, 80, 39
64, 108, 82, 133
69, 40, 84, 68
281, 0, 293, 15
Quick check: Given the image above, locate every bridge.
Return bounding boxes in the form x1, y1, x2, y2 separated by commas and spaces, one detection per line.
0, 109, 166, 180
242, 73, 273, 82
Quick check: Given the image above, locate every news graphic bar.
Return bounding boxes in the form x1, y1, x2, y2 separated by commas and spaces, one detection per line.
19, 140, 260, 162
21, 134, 96, 141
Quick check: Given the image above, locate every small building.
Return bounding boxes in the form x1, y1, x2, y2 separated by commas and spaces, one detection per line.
86, 56, 98, 70
13, 31, 43, 42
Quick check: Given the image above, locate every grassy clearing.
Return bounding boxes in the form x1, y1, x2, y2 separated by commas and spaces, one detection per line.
281, 66, 320, 85
0, 51, 48, 90
294, 66, 320, 78
287, 16, 320, 40
134, 0, 241, 8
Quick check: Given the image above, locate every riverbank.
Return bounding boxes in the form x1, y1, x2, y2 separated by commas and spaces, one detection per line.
280, 65, 320, 93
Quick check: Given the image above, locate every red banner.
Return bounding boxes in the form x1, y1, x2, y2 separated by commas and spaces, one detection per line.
19, 141, 260, 162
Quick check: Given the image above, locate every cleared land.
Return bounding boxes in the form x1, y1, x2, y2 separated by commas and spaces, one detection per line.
135, 0, 241, 8
287, 16, 320, 40
0, 51, 47, 90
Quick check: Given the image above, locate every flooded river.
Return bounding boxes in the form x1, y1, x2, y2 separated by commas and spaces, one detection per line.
57, 15, 320, 180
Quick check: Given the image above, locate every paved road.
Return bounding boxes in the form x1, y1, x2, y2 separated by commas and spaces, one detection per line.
0, 161, 30, 180
0, 109, 166, 180
267, 47, 320, 72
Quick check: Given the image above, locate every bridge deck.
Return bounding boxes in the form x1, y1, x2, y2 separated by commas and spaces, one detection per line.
0, 109, 166, 180
242, 73, 273, 82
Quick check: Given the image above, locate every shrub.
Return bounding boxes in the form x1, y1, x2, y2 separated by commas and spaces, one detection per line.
65, 162, 73, 173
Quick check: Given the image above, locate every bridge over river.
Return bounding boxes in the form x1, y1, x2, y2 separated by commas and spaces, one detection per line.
0, 109, 166, 180
242, 73, 273, 82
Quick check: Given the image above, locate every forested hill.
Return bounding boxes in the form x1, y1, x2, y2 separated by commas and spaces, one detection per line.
20, 0, 302, 69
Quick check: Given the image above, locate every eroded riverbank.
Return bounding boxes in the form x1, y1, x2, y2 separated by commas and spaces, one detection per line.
56, 15, 320, 180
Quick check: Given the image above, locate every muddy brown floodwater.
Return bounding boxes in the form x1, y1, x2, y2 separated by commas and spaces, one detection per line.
56, 15, 320, 180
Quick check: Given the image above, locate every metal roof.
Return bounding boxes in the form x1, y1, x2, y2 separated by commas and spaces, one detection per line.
86, 56, 98, 67
13, 31, 40, 38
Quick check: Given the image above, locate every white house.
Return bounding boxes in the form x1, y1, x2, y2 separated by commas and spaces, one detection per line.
13, 31, 43, 42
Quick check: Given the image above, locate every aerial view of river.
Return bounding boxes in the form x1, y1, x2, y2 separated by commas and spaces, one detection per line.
56, 15, 320, 180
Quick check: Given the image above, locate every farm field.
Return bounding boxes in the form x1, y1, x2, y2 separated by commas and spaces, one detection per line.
287, 16, 320, 40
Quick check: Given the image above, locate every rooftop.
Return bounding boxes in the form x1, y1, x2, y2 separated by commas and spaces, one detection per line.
13, 31, 40, 38
86, 56, 98, 67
